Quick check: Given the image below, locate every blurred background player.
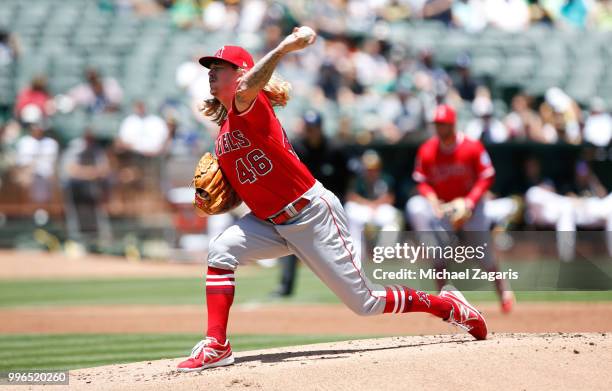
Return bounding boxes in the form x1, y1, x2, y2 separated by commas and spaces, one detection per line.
61, 128, 112, 246
344, 150, 403, 257
406, 104, 515, 313
525, 160, 612, 261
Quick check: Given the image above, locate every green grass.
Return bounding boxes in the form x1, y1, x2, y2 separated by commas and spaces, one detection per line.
0, 266, 340, 308
1, 265, 611, 308
0, 333, 374, 371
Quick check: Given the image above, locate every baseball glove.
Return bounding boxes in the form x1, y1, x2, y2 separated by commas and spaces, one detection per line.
192, 152, 241, 215
440, 198, 472, 229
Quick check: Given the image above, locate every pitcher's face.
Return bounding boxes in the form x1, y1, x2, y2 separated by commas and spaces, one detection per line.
208, 61, 239, 99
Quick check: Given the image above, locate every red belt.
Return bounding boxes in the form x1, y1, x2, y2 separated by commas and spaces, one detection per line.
267, 198, 310, 225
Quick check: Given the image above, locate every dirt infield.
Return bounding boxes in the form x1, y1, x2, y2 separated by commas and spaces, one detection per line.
3, 301, 612, 335
0, 250, 204, 280
25, 333, 612, 391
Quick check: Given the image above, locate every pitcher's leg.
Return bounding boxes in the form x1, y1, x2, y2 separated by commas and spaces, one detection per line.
179, 213, 292, 372
283, 197, 386, 316
344, 201, 373, 258
207, 213, 292, 271
278, 190, 453, 320
205, 213, 290, 343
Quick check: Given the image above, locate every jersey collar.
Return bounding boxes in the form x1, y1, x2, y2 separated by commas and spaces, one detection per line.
438, 132, 464, 153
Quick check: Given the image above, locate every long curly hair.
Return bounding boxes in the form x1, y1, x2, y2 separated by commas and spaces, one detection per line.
200, 71, 291, 126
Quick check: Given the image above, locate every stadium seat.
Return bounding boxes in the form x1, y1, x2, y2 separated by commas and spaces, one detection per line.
50, 110, 89, 142
88, 112, 123, 140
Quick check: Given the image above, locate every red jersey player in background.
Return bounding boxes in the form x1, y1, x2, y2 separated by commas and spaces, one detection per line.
177, 29, 489, 372
406, 104, 515, 313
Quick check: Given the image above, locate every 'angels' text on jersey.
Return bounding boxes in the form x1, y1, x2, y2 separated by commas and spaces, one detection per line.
215, 130, 251, 156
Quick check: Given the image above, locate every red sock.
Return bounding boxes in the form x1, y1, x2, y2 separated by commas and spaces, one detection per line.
205, 267, 235, 344
383, 285, 452, 319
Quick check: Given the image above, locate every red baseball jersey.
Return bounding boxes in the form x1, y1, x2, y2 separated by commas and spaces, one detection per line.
215, 91, 316, 219
412, 133, 495, 206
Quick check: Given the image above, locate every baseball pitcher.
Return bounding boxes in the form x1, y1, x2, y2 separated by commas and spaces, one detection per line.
178, 27, 488, 372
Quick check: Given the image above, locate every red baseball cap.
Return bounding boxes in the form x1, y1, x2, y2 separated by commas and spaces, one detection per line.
199, 45, 254, 69
432, 104, 456, 124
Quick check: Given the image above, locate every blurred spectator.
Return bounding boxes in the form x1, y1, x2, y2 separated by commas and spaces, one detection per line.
14, 113, 58, 204
67, 68, 123, 114
317, 59, 344, 101
423, 0, 453, 25
261, 24, 284, 53
61, 129, 112, 243
465, 96, 510, 143
156, 0, 175, 10
201, 0, 256, 32
405, 0, 427, 18
530, 2, 555, 25
171, 0, 203, 29
416, 49, 449, 90
304, 0, 351, 35
450, 54, 479, 102
0, 29, 20, 65
504, 93, 544, 142
293, 110, 350, 201
377, 76, 428, 142
116, 100, 170, 157
559, 0, 590, 29
485, 0, 530, 31
175, 52, 214, 132
591, 0, 612, 30
583, 97, 612, 147
14, 75, 54, 119
345, 150, 402, 253
410, 50, 451, 122
238, 0, 268, 33
113, 101, 170, 212
99, 0, 166, 15
453, 0, 488, 32
540, 88, 582, 144
353, 39, 395, 90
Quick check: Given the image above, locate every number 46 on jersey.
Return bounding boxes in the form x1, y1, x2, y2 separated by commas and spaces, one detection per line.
236, 149, 273, 184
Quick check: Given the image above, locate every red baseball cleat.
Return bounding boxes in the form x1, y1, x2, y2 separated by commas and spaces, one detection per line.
439, 285, 488, 340
177, 337, 234, 372
501, 290, 515, 314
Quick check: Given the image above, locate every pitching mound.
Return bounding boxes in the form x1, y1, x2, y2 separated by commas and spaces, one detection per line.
34, 333, 611, 391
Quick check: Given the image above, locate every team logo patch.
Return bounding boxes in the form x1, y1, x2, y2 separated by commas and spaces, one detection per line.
417, 291, 431, 308
215, 46, 225, 58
